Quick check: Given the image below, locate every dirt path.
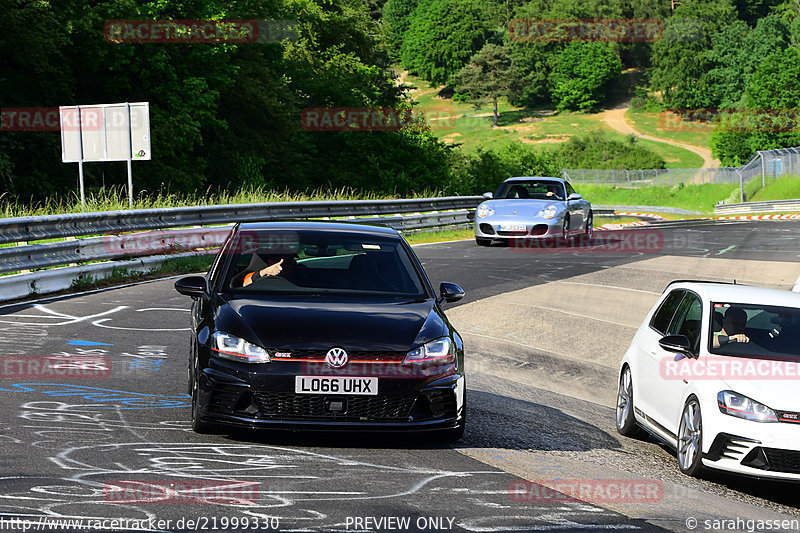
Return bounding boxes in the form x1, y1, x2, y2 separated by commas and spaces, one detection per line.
600, 102, 720, 168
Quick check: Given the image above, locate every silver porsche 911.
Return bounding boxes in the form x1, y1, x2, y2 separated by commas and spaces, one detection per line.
474, 177, 593, 246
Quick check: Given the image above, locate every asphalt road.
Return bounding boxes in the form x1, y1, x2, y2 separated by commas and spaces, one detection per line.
0, 220, 799, 533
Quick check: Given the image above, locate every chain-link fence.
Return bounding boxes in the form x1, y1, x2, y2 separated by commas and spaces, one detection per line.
562, 147, 800, 193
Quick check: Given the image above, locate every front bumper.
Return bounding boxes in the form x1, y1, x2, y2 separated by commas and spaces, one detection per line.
701, 398, 800, 481
474, 216, 562, 240
196, 361, 465, 432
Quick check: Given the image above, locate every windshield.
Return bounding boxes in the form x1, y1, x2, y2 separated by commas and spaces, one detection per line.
221, 229, 428, 298
709, 302, 800, 359
494, 180, 565, 200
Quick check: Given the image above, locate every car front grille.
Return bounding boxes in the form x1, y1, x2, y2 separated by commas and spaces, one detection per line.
269, 349, 406, 363
497, 230, 528, 236
761, 448, 800, 474
252, 391, 415, 421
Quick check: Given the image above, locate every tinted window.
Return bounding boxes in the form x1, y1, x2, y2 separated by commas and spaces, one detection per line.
221, 230, 427, 298
494, 180, 565, 200
566, 182, 575, 196
668, 293, 703, 350
650, 290, 685, 334
710, 302, 800, 359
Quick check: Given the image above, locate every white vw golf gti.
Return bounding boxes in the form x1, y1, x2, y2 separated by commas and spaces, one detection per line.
616, 281, 800, 480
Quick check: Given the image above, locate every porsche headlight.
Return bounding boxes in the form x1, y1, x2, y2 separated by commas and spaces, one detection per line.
477, 204, 495, 219
717, 391, 777, 422
404, 337, 454, 365
537, 204, 558, 219
212, 331, 270, 363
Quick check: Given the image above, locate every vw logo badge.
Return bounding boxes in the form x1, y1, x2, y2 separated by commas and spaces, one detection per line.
325, 347, 348, 369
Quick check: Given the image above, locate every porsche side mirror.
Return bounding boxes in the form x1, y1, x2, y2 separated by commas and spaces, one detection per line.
483, 192, 493, 199
439, 282, 465, 304
567, 193, 582, 201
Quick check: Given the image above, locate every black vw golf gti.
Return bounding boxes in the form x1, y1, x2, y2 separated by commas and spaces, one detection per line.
174, 222, 466, 440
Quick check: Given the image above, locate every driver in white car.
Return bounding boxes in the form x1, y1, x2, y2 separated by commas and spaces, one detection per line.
713, 306, 751, 348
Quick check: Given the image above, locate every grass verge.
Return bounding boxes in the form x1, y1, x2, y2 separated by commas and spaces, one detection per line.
749, 176, 800, 202
0, 186, 444, 218
576, 183, 738, 214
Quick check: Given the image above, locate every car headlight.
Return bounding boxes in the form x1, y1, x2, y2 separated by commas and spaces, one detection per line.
404, 337, 454, 365
717, 391, 777, 422
212, 331, 270, 363
537, 204, 558, 219
477, 204, 495, 219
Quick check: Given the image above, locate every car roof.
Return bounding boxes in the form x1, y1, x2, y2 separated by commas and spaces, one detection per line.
236, 220, 401, 237
504, 176, 565, 183
665, 281, 800, 308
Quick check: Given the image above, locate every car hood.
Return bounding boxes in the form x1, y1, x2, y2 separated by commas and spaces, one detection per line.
483, 199, 562, 216
215, 295, 445, 352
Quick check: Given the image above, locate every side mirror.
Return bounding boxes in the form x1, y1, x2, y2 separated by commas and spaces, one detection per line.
567, 193, 582, 201
482, 192, 493, 199
659, 335, 694, 357
439, 282, 465, 304
175, 276, 208, 299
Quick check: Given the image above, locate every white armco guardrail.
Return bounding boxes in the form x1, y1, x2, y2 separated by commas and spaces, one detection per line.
714, 199, 800, 216
0, 197, 482, 303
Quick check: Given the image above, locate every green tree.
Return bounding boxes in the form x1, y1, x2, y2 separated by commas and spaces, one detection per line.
706, 15, 790, 109
549, 42, 622, 110
711, 47, 800, 164
400, 0, 491, 85
381, 0, 417, 61
650, 0, 737, 110
453, 44, 515, 127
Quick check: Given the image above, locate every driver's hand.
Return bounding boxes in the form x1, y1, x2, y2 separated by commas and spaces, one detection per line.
261, 258, 284, 277
546, 191, 554, 196
729, 333, 749, 343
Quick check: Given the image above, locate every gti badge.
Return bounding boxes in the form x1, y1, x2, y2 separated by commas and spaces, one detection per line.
325, 347, 348, 369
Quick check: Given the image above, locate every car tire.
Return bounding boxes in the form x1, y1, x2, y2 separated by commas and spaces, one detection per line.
616, 365, 646, 438
190, 371, 214, 434
677, 397, 704, 477
561, 217, 570, 243
584, 212, 593, 239
475, 238, 492, 246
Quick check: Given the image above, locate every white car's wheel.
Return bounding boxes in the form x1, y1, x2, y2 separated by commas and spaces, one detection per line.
678, 397, 704, 476
616, 366, 646, 438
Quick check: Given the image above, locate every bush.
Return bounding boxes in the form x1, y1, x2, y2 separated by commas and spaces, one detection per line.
554, 131, 665, 169
447, 142, 562, 195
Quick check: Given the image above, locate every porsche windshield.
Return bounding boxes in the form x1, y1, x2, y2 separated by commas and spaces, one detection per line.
222, 230, 428, 298
709, 302, 800, 359
495, 180, 565, 200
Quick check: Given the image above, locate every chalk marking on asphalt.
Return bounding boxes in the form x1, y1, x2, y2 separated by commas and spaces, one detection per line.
91, 318, 188, 332
0, 305, 128, 326
793, 274, 800, 293
716, 245, 736, 256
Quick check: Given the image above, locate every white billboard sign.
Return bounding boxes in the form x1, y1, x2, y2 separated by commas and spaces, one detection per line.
59, 102, 151, 207
60, 102, 150, 163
